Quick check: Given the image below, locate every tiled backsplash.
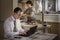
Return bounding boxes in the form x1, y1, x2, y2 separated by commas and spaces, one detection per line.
35, 14, 60, 22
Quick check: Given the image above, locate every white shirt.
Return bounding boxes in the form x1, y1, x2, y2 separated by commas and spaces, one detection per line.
4, 16, 24, 38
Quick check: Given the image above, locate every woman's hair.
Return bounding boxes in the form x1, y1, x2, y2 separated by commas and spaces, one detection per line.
26, 1, 33, 6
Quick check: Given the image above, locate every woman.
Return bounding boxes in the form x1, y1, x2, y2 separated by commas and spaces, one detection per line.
23, 1, 36, 23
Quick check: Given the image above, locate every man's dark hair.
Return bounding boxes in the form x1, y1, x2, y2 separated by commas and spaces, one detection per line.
26, 1, 33, 6
14, 7, 22, 13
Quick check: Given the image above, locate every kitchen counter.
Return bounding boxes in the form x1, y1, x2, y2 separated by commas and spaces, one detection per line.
21, 22, 51, 30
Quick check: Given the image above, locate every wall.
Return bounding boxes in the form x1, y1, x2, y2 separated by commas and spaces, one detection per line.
0, 0, 13, 39
58, 14, 60, 22
13, 0, 18, 10
0, 0, 13, 21
0, 1, 1, 19
0, 0, 18, 21
44, 14, 59, 22
0, 0, 18, 39
35, 14, 59, 22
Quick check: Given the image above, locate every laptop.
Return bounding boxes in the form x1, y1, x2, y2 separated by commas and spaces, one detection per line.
19, 25, 37, 37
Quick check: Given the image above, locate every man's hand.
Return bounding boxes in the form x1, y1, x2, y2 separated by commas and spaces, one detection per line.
22, 14, 26, 17
22, 14, 30, 17
19, 32, 26, 35
19, 28, 30, 35
24, 28, 30, 32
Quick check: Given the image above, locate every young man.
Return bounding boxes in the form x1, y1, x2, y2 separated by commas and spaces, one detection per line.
4, 7, 27, 38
